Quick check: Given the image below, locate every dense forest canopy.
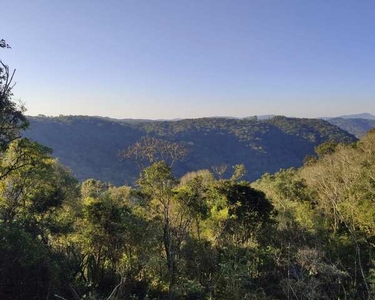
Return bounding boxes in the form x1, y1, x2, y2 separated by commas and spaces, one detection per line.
24, 115, 357, 185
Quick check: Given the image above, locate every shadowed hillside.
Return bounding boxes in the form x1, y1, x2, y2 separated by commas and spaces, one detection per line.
328, 117, 375, 138
23, 115, 357, 185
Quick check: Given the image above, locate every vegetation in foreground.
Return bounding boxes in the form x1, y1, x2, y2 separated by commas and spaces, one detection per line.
2, 120, 375, 299
2, 39, 375, 299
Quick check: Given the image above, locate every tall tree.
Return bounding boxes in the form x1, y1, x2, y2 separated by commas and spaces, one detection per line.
0, 39, 28, 151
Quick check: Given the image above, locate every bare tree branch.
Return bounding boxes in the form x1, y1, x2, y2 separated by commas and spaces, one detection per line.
119, 137, 189, 169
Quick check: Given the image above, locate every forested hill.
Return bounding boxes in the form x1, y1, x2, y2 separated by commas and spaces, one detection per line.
23, 115, 357, 185
327, 117, 375, 138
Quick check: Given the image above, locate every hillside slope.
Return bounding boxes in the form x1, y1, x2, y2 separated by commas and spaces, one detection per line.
23, 116, 357, 185
327, 118, 375, 138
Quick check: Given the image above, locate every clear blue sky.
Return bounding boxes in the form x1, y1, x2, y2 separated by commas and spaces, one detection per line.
2, 0, 374, 119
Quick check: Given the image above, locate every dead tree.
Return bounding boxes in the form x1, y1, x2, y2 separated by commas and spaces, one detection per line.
119, 136, 189, 169
211, 164, 228, 179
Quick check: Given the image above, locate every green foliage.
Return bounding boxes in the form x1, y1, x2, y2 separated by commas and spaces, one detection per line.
0, 139, 79, 299
213, 180, 273, 245
314, 140, 339, 157
2, 117, 375, 299
254, 129, 375, 299
0, 46, 29, 152
0, 224, 53, 299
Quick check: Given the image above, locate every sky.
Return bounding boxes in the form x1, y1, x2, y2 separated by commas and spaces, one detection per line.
1, 0, 375, 119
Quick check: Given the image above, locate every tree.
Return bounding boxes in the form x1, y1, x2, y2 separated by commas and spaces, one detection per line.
119, 136, 189, 169
0, 139, 79, 299
230, 164, 246, 181
0, 39, 11, 49
314, 140, 339, 158
0, 39, 28, 152
138, 161, 179, 298
211, 164, 228, 179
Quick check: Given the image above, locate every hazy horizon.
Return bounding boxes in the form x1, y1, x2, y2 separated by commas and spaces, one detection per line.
2, 0, 375, 119
26, 111, 375, 121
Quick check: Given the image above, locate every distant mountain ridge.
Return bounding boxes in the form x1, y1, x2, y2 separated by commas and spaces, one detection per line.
23, 115, 357, 185
337, 113, 375, 120
327, 118, 375, 138
322, 113, 375, 120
